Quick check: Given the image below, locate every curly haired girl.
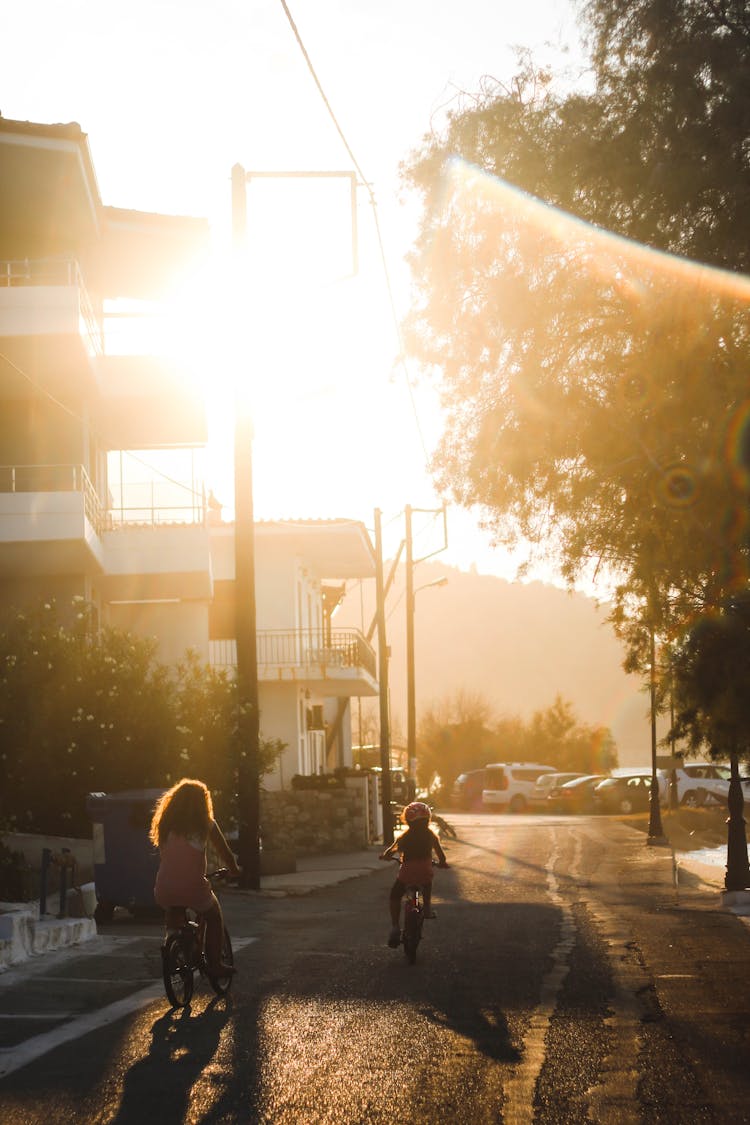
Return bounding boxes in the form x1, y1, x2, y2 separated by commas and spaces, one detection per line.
149, 778, 240, 978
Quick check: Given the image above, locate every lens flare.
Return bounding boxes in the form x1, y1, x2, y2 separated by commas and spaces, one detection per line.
725, 400, 750, 493
653, 463, 700, 509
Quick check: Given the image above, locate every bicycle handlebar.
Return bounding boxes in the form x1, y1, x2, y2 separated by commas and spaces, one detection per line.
379, 854, 449, 868
207, 868, 241, 882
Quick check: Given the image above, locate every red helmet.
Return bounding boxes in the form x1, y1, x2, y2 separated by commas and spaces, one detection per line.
403, 801, 431, 823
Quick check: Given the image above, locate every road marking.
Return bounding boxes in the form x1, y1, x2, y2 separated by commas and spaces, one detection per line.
502, 831, 580, 1123
0, 982, 163, 1079
585, 859, 646, 1125
0, 937, 256, 1080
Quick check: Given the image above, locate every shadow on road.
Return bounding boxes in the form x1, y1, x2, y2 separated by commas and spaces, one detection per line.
111, 997, 232, 1125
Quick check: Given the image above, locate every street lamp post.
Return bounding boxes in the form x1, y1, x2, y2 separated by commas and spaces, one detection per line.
725, 748, 750, 892
647, 621, 667, 845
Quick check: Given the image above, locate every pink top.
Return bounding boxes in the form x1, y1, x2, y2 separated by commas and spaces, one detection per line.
154, 830, 213, 913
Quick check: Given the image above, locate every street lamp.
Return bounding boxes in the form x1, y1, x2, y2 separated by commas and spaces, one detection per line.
406, 573, 448, 785
647, 621, 668, 846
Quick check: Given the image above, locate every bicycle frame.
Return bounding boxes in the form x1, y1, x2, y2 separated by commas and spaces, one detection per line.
401, 883, 425, 964
161, 870, 233, 1009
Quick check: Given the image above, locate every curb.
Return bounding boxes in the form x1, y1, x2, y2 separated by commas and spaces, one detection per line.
0, 905, 97, 972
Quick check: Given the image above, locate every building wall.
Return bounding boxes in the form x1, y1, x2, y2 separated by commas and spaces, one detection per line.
106, 600, 210, 664
260, 779, 370, 854
259, 682, 306, 792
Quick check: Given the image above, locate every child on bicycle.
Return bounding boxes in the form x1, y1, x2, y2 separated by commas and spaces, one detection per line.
379, 800, 449, 948
149, 778, 240, 978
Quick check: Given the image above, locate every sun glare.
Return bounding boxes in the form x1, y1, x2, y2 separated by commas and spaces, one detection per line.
114, 173, 411, 523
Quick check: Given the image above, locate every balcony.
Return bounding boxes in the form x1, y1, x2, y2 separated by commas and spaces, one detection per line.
0, 257, 102, 363
210, 629, 378, 697
0, 462, 211, 598
0, 463, 105, 576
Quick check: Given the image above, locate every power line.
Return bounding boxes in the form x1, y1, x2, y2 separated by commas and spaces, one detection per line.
0, 348, 204, 501
278, 0, 433, 470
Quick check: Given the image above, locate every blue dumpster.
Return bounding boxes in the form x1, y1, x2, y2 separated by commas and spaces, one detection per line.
86, 789, 164, 923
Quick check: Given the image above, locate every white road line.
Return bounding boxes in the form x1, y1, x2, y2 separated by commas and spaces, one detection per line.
0, 937, 256, 1080
0, 982, 163, 1079
502, 830, 580, 1124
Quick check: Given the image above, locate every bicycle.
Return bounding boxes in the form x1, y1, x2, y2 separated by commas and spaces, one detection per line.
429, 809, 458, 840
386, 856, 443, 964
388, 802, 457, 841
161, 869, 234, 1009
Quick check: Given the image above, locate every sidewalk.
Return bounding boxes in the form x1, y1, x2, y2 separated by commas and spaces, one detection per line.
0, 847, 386, 972
252, 846, 385, 898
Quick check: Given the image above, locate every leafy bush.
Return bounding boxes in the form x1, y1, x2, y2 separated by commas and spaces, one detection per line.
0, 599, 282, 836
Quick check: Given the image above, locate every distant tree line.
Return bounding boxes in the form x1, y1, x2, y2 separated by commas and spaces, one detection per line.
0, 599, 282, 838
417, 690, 617, 796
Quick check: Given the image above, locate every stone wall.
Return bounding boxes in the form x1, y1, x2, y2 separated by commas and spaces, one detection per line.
260, 779, 370, 855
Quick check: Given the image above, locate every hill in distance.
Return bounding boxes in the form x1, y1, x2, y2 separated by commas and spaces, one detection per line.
338, 561, 659, 769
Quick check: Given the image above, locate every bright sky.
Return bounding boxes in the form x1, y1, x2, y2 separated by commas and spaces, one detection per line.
3, 0, 583, 577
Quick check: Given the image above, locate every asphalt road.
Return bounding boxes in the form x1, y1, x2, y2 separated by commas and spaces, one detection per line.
1, 813, 749, 1123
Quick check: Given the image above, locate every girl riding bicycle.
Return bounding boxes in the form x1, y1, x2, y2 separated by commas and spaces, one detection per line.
149, 778, 240, 978
379, 801, 449, 948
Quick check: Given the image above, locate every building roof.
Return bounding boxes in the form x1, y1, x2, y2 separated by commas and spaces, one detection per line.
0, 115, 209, 298
210, 518, 376, 580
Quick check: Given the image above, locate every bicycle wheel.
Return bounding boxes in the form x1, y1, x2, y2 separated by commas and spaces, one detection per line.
207, 926, 234, 996
163, 933, 194, 1008
402, 904, 422, 965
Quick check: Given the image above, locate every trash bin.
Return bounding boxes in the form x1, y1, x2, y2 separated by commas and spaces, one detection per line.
86, 789, 164, 923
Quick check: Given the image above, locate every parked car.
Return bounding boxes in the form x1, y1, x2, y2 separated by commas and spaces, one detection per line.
482, 762, 556, 814
548, 774, 609, 814
529, 772, 586, 808
593, 774, 654, 815
658, 763, 733, 808
450, 769, 487, 810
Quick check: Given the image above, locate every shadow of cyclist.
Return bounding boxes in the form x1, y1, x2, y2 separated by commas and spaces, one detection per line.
111, 997, 231, 1125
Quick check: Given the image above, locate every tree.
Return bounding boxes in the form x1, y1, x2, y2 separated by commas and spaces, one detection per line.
671, 592, 750, 759
0, 600, 176, 835
0, 600, 283, 836
670, 589, 750, 885
526, 695, 617, 774
401, 5, 750, 639
417, 690, 502, 792
417, 690, 617, 790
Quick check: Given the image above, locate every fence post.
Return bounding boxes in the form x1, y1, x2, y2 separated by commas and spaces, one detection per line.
40, 848, 51, 916
58, 848, 72, 918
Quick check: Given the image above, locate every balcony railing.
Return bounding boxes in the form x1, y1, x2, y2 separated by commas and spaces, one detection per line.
0, 463, 105, 535
0, 257, 103, 354
211, 629, 377, 681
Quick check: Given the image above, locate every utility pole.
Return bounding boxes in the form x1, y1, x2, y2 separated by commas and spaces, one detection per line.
231, 163, 261, 889
405, 503, 448, 785
374, 509, 393, 845
405, 505, 416, 783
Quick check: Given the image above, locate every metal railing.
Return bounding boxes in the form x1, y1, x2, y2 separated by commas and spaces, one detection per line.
0, 257, 103, 354
0, 463, 106, 535
210, 629, 376, 680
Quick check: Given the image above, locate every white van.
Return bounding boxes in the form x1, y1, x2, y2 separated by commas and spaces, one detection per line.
482, 762, 556, 813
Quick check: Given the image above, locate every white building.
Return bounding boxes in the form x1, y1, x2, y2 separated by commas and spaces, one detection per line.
0, 115, 378, 788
